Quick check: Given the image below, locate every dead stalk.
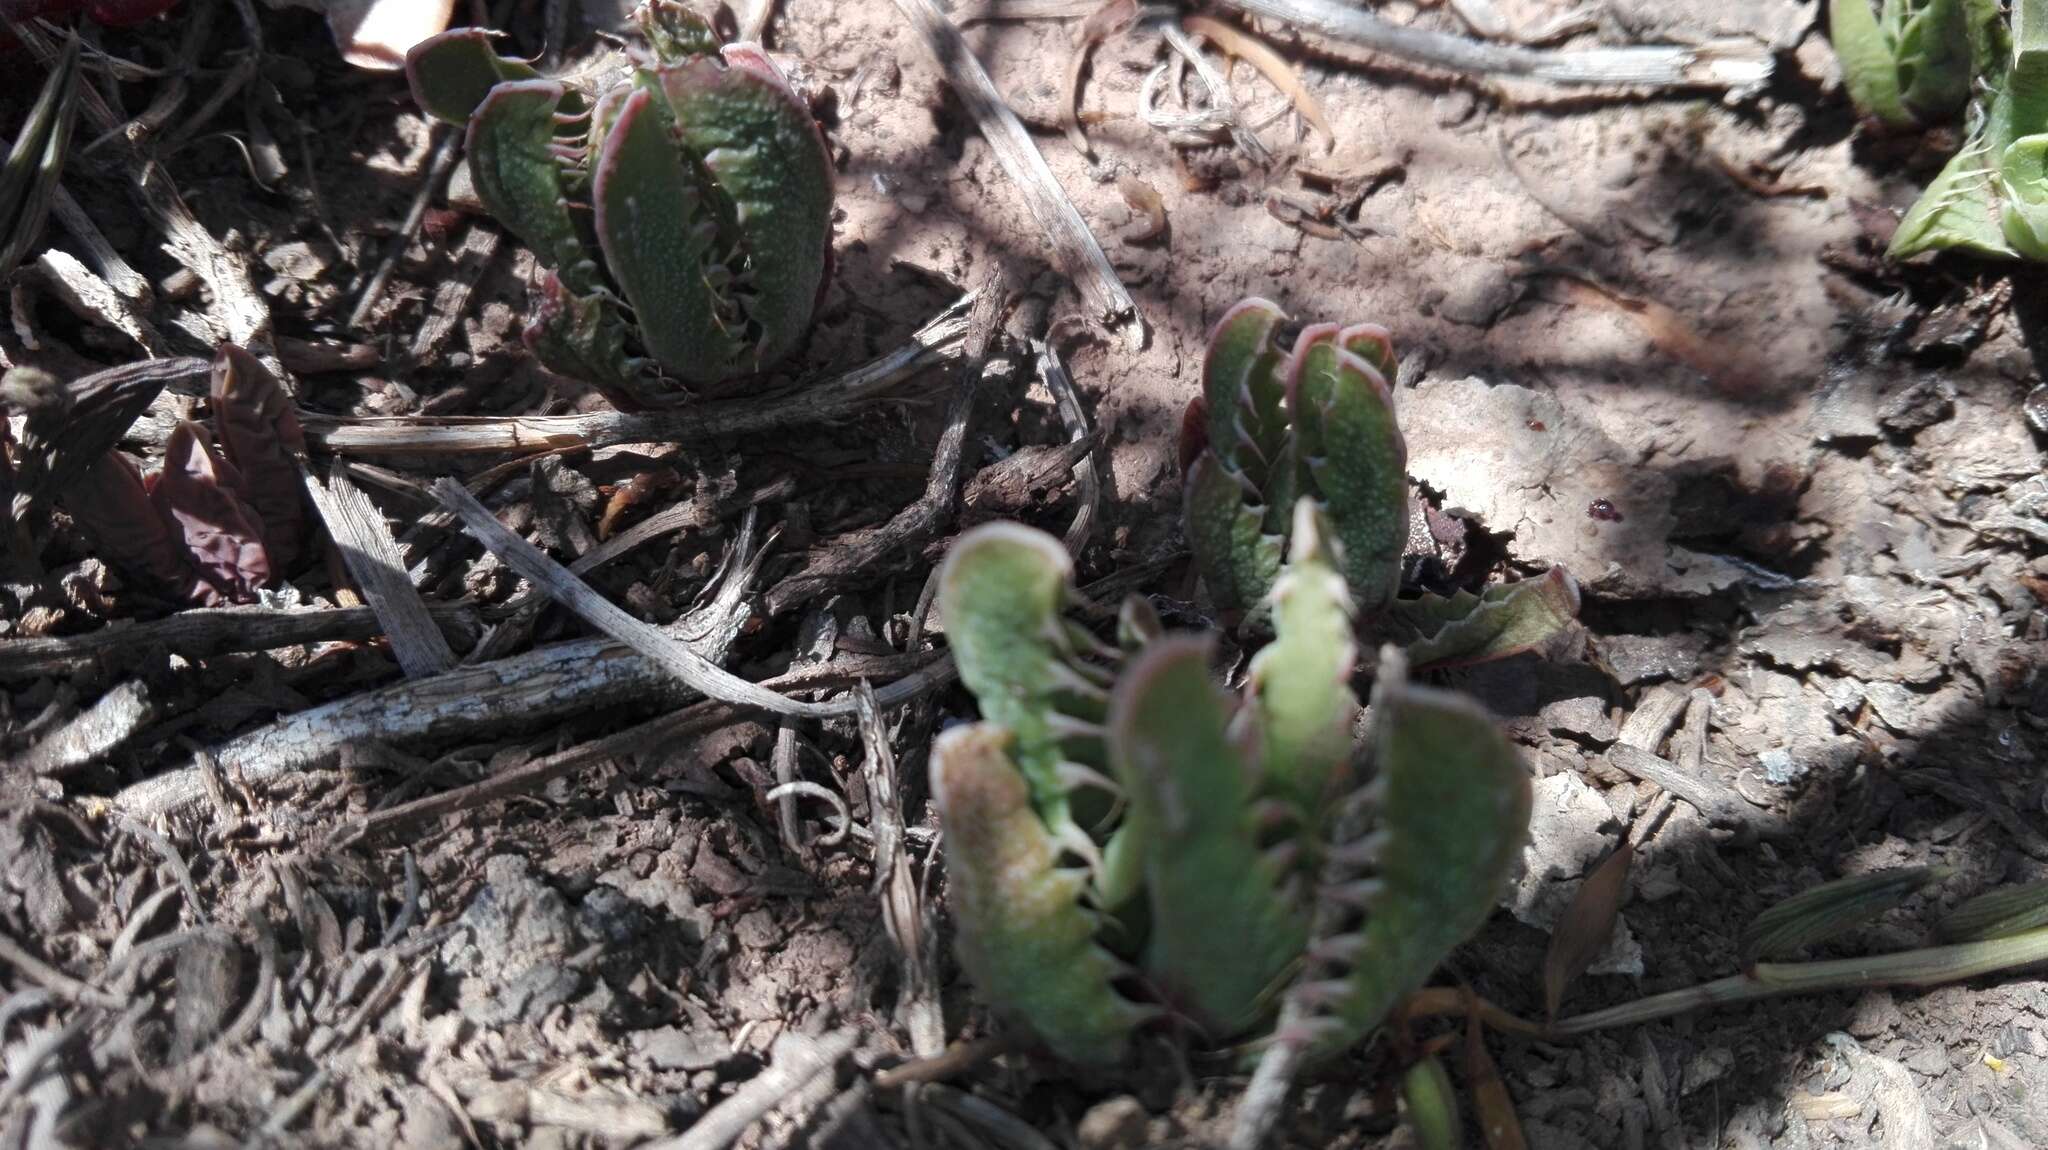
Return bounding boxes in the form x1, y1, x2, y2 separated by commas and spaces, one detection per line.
1211, 0, 1772, 91
888, 0, 1142, 345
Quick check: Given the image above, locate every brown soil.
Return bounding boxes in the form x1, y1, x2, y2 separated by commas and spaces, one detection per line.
2, 1, 2046, 1148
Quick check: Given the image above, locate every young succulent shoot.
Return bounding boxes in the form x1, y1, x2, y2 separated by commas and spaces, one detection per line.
1830, 0, 2003, 128
403, 2, 835, 407
932, 506, 1532, 1092
1181, 298, 1579, 667
1268, 644, 1532, 1061
1887, 0, 2048, 261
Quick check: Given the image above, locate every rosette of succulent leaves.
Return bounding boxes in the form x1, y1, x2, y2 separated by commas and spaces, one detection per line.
403, 1, 834, 407
1832, 0, 2048, 261
1180, 298, 1579, 669
929, 502, 1532, 1094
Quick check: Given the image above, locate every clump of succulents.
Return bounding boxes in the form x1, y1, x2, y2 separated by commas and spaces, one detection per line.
404, 1, 835, 407
1832, 0, 2048, 261
929, 501, 1533, 1079
1180, 298, 1579, 668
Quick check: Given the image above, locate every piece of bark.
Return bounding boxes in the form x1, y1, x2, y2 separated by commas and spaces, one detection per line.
304, 462, 457, 678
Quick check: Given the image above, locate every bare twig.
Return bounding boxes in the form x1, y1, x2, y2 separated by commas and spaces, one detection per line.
301, 294, 976, 455
771, 722, 804, 855
888, 0, 1141, 345
348, 127, 461, 331
334, 699, 734, 844
0, 603, 479, 679
763, 781, 852, 847
1230, 1035, 1306, 1150
10, 680, 152, 774
1404, 927, 2048, 1039
1210, 0, 1773, 91
645, 1029, 858, 1150
334, 651, 949, 843
1157, 18, 1270, 163
762, 276, 1008, 614
872, 1035, 1017, 1088
1603, 743, 1787, 837
112, 616, 958, 821
1035, 339, 1100, 554
0, 933, 119, 1009
855, 682, 946, 1057
49, 186, 153, 311
306, 461, 458, 678
433, 479, 858, 718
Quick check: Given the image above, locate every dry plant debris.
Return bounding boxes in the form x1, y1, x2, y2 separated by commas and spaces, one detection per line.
2, 0, 2048, 1147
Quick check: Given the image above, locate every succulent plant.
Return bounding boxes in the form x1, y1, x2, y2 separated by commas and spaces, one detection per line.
1904, 0, 2048, 261
930, 503, 1532, 1071
1831, 0, 2003, 128
55, 346, 314, 605
1181, 298, 1580, 667
403, 1, 835, 408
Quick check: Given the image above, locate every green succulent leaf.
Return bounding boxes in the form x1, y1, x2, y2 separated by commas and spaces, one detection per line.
1247, 500, 1360, 824
464, 81, 601, 283
930, 724, 1150, 1064
1202, 298, 1291, 489
1890, 0, 2048, 261
418, 19, 834, 402
0, 37, 80, 281
938, 524, 1112, 859
592, 84, 746, 386
1741, 866, 1950, 961
1185, 453, 1284, 621
1896, 0, 1981, 119
1391, 566, 1582, 671
655, 47, 837, 372
1286, 326, 1409, 613
1293, 662, 1531, 1057
1112, 636, 1307, 1038
404, 29, 543, 125
1937, 880, 2048, 942
522, 271, 641, 392
636, 0, 722, 61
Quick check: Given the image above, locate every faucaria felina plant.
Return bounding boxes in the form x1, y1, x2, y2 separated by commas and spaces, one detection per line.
1180, 298, 1580, 667
928, 502, 1532, 1076
404, 1, 834, 407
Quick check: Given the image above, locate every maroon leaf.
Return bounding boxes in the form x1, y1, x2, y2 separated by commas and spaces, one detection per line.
209, 345, 311, 569
151, 422, 271, 604
1177, 395, 1209, 476
60, 450, 214, 605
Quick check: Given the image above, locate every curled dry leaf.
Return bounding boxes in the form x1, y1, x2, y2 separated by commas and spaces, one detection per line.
210, 345, 310, 569
1181, 14, 1334, 149
1117, 174, 1168, 242
1543, 839, 1632, 1020
154, 421, 272, 604
1064, 0, 1139, 159
598, 469, 683, 541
